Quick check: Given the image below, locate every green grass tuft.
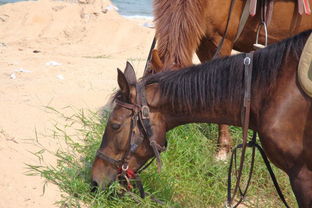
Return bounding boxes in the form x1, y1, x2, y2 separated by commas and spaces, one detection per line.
26, 108, 297, 207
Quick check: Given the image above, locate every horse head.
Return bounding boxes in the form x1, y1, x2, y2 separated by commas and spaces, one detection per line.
91, 62, 167, 190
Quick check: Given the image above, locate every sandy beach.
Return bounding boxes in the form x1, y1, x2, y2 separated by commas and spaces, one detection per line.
0, 0, 154, 207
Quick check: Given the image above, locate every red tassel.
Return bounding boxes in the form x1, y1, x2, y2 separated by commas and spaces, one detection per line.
303, 0, 311, 15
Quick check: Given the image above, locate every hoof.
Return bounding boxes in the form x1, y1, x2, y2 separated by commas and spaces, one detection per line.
215, 149, 228, 161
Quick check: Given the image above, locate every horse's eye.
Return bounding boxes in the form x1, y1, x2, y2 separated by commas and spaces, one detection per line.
111, 123, 121, 130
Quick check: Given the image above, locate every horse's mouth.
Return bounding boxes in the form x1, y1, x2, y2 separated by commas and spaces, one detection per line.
90, 180, 99, 193
90, 177, 115, 193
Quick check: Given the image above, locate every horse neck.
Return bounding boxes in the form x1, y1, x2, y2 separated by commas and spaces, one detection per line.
163, 102, 243, 130
145, 61, 246, 130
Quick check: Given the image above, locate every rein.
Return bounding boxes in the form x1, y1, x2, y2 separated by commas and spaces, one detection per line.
143, 37, 157, 76
226, 52, 290, 208
234, 51, 254, 198
227, 133, 291, 208
226, 51, 254, 207
212, 0, 236, 59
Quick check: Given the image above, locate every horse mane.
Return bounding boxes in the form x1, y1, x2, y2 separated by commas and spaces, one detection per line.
145, 30, 311, 113
153, 0, 206, 68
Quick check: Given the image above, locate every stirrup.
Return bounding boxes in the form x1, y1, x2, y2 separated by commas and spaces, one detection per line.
253, 21, 268, 49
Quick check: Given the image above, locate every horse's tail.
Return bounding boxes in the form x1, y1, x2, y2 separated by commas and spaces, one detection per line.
153, 0, 207, 69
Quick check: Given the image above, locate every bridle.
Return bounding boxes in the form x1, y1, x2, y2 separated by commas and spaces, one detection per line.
94, 49, 291, 206
95, 82, 166, 195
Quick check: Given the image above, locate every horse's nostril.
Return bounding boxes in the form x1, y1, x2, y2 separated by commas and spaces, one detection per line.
91, 180, 98, 192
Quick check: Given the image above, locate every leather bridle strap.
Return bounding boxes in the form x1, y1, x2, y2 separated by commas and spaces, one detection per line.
115, 99, 140, 113
143, 37, 157, 76
95, 84, 165, 199
227, 51, 254, 206
96, 84, 165, 173
95, 100, 140, 169
96, 150, 123, 169
137, 83, 165, 172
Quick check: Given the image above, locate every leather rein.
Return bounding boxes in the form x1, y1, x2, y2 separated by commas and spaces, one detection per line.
226, 51, 290, 208
95, 83, 165, 196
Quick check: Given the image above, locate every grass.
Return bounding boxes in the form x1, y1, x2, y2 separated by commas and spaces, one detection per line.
26, 108, 297, 208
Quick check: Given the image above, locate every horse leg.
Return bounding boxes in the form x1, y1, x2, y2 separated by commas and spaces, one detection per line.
292, 114, 312, 208
259, 129, 312, 207
258, 89, 312, 206
196, 36, 234, 160
289, 166, 312, 208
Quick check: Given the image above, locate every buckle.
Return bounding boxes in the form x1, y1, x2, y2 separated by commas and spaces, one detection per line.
244, 57, 251, 65
122, 164, 129, 172
141, 105, 150, 119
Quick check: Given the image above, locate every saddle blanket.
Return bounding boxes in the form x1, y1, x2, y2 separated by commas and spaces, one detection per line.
298, 33, 312, 97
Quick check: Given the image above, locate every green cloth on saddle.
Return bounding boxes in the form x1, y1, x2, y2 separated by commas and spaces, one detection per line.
298, 33, 312, 97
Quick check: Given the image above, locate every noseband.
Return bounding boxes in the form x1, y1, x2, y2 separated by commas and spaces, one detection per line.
95, 83, 166, 190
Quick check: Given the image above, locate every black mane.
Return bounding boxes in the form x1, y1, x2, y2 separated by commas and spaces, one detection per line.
144, 30, 311, 113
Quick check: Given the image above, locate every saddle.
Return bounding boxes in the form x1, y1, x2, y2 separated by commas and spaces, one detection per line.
234, 0, 311, 48
249, 0, 311, 17
298, 33, 312, 98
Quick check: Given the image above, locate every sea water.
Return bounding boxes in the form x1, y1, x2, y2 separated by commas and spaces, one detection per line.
0, 0, 28, 5
0, 0, 153, 18
111, 0, 152, 18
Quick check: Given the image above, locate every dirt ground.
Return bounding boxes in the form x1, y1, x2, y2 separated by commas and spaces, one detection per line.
0, 0, 154, 207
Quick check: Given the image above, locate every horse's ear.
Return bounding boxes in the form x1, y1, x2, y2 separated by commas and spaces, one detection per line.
124, 61, 137, 85
117, 68, 130, 97
151, 49, 164, 73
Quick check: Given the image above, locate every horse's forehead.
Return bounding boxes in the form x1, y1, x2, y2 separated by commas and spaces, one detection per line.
110, 105, 132, 121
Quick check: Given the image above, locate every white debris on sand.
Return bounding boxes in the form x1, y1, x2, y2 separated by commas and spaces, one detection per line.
56, 74, 64, 80
14, 68, 32, 73
10, 73, 16, 79
46, 61, 62, 66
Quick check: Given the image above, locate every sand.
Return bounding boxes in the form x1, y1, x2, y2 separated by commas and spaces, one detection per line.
0, 0, 154, 207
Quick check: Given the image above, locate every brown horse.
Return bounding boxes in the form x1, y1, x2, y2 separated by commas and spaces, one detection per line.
92, 30, 312, 207
151, 0, 312, 159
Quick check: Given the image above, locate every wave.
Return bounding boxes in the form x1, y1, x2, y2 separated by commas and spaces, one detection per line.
122, 15, 153, 20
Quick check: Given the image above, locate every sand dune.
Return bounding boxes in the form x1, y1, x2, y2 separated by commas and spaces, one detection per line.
0, 0, 154, 207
